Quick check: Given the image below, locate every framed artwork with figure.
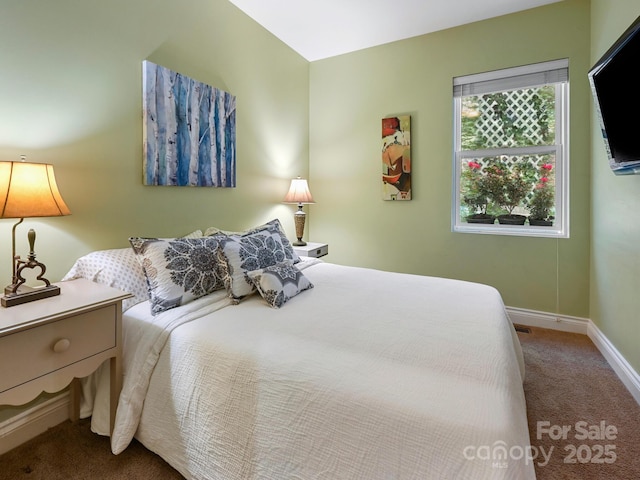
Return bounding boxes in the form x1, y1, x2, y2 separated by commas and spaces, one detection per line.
382, 115, 411, 200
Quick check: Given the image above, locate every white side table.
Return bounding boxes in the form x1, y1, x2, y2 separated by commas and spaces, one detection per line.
293, 242, 328, 258
0, 279, 130, 436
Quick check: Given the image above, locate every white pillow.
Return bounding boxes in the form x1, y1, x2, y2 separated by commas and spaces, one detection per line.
62, 248, 148, 312
248, 261, 313, 308
203, 226, 244, 236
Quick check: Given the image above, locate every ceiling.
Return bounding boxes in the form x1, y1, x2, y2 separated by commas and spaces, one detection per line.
228, 0, 562, 61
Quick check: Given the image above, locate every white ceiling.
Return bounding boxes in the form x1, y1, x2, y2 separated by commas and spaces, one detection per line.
228, 0, 562, 61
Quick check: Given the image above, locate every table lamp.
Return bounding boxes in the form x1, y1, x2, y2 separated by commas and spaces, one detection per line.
0, 159, 71, 307
283, 177, 315, 246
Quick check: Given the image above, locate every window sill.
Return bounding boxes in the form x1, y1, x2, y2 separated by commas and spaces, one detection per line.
453, 222, 568, 238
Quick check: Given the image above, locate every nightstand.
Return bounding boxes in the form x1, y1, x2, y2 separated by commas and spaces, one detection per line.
293, 242, 328, 258
0, 279, 130, 436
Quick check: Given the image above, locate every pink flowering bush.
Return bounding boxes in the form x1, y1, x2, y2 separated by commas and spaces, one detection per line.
528, 162, 555, 222
461, 160, 490, 217
461, 158, 553, 223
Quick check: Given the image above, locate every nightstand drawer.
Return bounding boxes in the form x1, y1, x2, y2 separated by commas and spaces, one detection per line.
0, 305, 116, 394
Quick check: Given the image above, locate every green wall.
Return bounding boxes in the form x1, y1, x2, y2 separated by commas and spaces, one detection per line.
309, 0, 591, 318
0, 0, 310, 285
590, 0, 640, 375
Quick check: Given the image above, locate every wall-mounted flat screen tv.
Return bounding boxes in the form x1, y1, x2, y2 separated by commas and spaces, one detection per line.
589, 15, 640, 175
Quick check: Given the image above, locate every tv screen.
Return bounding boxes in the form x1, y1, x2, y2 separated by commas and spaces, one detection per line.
589, 15, 640, 175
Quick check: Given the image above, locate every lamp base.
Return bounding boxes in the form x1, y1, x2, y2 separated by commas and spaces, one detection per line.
3, 227, 59, 307
2, 284, 60, 307
293, 207, 307, 247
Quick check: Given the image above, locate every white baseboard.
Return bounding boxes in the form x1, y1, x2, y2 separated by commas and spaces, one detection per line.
507, 306, 640, 406
587, 322, 640, 406
0, 392, 70, 455
506, 306, 589, 334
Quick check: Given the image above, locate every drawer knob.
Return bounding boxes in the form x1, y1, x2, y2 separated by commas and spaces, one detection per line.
52, 338, 71, 353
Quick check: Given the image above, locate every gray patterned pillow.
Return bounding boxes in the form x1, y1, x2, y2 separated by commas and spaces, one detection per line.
217, 229, 290, 301
207, 219, 300, 264
129, 235, 226, 315
248, 261, 313, 308
257, 219, 301, 264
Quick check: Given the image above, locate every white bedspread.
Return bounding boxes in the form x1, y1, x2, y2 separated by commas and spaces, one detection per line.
92, 259, 535, 479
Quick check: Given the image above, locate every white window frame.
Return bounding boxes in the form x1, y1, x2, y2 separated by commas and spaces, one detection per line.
452, 59, 570, 238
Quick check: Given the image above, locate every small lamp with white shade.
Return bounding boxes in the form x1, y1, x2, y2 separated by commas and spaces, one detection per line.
283, 177, 315, 246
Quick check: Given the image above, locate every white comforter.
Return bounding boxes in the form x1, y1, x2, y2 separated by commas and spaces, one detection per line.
89, 259, 535, 479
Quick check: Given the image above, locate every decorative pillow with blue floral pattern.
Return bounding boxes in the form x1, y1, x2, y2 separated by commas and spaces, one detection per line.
129, 235, 226, 315
207, 219, 300, 264
217, 229, 291, 301
248, 261, 313, 308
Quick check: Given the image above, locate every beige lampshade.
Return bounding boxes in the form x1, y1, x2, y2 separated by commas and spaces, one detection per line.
0, 161, 71, 219
283, 177, 315, 204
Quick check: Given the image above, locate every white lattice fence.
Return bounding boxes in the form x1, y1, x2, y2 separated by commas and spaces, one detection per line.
473, 87, 554, 148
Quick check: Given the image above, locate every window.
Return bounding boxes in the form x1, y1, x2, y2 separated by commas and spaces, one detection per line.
452, 59, 569, 238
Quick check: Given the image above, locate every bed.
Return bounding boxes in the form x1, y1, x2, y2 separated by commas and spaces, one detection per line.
62, 220, 536, 480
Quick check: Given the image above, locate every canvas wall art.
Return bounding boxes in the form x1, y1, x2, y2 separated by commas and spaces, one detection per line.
382, 115, 411, 200
142, 61, 236, 187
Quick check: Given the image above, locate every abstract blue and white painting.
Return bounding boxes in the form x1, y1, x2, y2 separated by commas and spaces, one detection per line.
142, 61, 236, 187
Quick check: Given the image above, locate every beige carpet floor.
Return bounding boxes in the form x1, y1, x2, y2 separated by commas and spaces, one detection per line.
1, 326, 639, 479
0, 419, 182, 479
518, 326, 640, 479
